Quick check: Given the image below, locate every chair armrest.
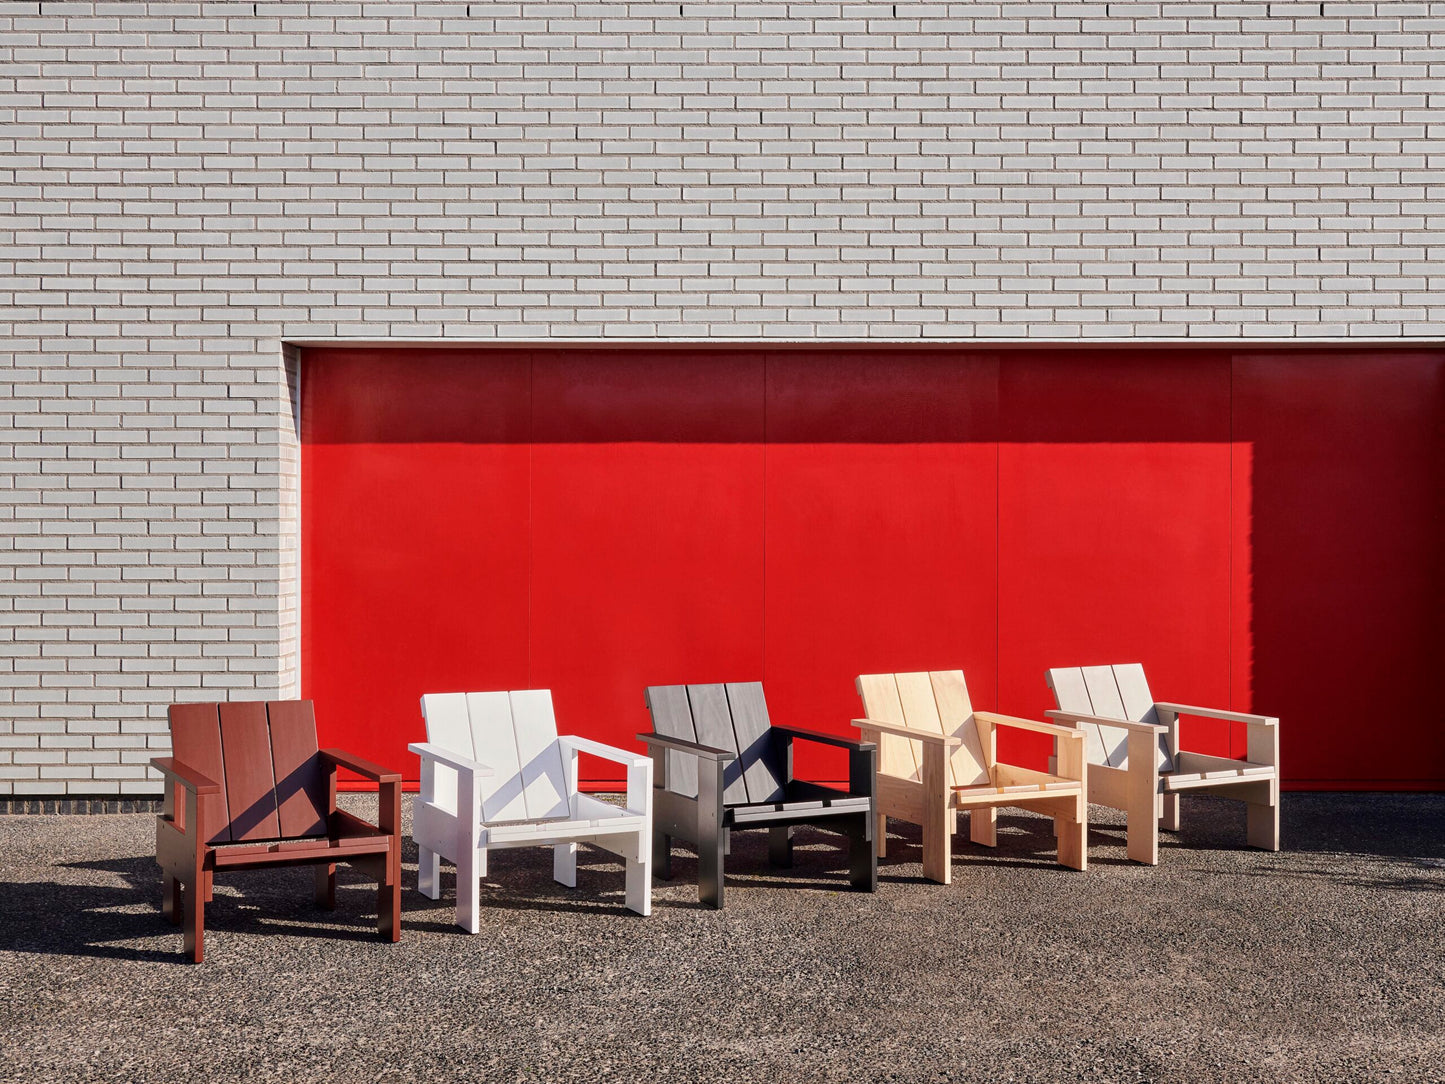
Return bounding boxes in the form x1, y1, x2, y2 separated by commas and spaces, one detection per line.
851, 718, 961, 747
150, 757, 221, 796
636, 732, 736, 762
774, 724, 873, 751
978, 711, 1088, 741
407, 742, 495, 777
1154, 702, 1278, 726
1045, 709, 1168, 734
320, 748, 402, 784
559, 734, 651, 769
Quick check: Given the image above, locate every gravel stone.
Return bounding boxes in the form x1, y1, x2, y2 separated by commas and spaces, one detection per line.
1, 793, 1442, 1082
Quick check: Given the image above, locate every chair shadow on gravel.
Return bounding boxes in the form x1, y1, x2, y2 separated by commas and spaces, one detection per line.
0, 854, 458, 963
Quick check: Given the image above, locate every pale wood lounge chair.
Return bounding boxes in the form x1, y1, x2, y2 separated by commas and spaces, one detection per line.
1045, 664, 1280, 864
855, 671, 1088, 883
152, 700, 402, 963
411, 690, 653, 932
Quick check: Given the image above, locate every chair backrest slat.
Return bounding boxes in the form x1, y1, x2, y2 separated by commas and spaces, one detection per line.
724, 682, 785, 803
1046, 664, 1174, 772
645, 685, 700, 799
509, 690, 568, 820
855, 672, 919, 781
266, 700, 328, 838
688, 683, 748, 805
168, 703, 232, 844
928, 670, 991, 788
467, 691, 526, 822
217, 702, 281, 842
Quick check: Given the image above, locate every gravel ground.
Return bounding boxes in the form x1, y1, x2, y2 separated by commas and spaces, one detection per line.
1, 793, 1442, 1083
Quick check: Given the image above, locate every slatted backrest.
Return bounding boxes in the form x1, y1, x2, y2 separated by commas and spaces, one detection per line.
1045, 665, 1173, 772
509, 690, 569, 820
421, 692, 474, 817
688, 683, 748, 804
855, 673, 919, 781
467, 690, 528, 823
168, 700, 327, 845
645, 685, 701, 799
722, 682, 786, 804
927, 670, 992, 788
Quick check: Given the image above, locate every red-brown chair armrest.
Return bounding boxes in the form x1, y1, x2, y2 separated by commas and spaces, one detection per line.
150, 756, 221, 795
319, 748, 402, 784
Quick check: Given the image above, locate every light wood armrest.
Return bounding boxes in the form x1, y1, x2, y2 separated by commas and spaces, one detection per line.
408, 742, 495, 777
1045, 709, 1168, 734
150, 756, 221, 796
321, 748, 402, 784
851, 719, 961, 746
559, 734, 651, 769
1154, 702, 1277, 726
978, 711, 1087, 741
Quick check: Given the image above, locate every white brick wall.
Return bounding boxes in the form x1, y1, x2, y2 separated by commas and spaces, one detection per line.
0, 0, 1441, 794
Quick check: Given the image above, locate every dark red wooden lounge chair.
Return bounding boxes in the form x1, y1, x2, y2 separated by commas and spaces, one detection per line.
151, 700, 401, 963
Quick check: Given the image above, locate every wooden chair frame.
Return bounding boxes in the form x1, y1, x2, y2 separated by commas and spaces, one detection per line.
152, 701, 401, 964
1046, 665, 1281, 864
855, 671, 1088, 884
640, 682, 877, 909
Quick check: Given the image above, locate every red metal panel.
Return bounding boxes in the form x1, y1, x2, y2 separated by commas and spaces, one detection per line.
528, 348, 766, 756
302, 347, 532, 774
996, 351, 1236, 768
762, 348, 1000, 781
1233, 350, 1445, 787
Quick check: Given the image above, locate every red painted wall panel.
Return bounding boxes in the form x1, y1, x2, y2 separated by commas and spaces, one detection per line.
302, 344, 1444, 790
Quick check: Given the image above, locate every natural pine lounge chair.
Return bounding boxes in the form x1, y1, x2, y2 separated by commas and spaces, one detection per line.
411, 690, 653, 932
1045, 664, 1280, 864
152, 700, 402, 963
640, 682, 877, 908
855, 671, 1088, 883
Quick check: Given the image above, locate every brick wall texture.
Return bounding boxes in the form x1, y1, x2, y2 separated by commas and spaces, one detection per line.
1, 1, 1441, 794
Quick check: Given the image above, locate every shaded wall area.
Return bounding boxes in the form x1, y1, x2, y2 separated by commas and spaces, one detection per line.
301, 345, 1444, 789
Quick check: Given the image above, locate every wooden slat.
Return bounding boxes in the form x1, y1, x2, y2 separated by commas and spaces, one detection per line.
168, 703, 231, 844
688, 683, 748, 805
510, 689, 569, 820
645, 685, 699, 799
724, 681, 785, 804
422, 692, 475, 759
1080, 665, 1131, 768
467, 690, 526, 823
1111, 663, 1173, 772
266, 700, 327, 839
1047, 667, 1109, 767
894, 671, 951, 789
929, 670, 990, 788
217, 701, 280, 842
856, 673, 918, 781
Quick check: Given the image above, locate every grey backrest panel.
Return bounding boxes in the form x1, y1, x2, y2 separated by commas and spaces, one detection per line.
724, 682, 786, 804
645, 684, 700, 799
687, 683, 749, 804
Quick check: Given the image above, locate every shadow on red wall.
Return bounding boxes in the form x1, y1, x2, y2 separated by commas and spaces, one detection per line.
300, 344, 1445, 790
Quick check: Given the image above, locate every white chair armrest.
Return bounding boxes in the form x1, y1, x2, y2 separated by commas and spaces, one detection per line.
408, 742, 495, 776
557, 734, 651, 769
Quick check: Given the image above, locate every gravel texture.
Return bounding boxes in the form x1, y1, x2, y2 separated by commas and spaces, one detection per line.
1, 793, 1442, 1083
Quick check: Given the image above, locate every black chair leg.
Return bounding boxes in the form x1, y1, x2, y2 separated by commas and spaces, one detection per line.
849, 814, 878, 892
653, 832, 673, 881
768, 825, 793, 867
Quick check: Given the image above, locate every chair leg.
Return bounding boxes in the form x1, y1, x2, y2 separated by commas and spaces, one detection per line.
849, 815, 877, 892
378, 864, 400, 943
653, 832, 673, 881
456, 843, 483, 934
162, 876, 181, 925
315, 862, 336, 909
875, 813, 888, 858
970, 806, 997, 847
624, 832, 651, 917
203, 869, 213, 903
417, 846, 440, 900
181, 876, 204, 964
1160, 793, 1181, 832
699, 825, 725, 910
553, 842, 578, 888
922, 799, 951, 885
1055, 814, 1087, 871
1126, 812, 1160, 865
1247, 792, 1280, 851
768, 826, 793, 868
